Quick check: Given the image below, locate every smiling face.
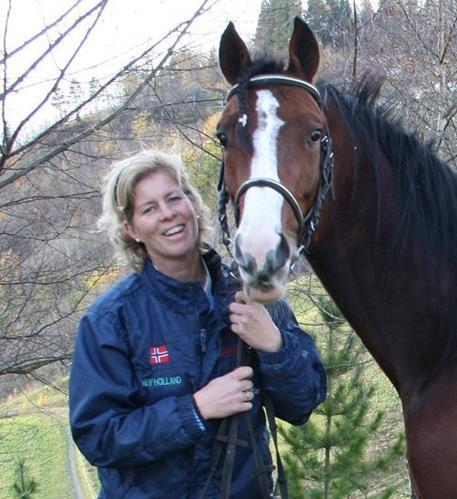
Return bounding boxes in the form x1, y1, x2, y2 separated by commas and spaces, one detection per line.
123, 171, 200, 276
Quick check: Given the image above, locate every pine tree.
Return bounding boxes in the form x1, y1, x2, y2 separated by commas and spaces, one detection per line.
254, 0, 303, 54
51, 87, 65, 117
69, 78, 83, 106
306, 0, 353, 47
279, 296, 404, 498
11, 458, 38, 499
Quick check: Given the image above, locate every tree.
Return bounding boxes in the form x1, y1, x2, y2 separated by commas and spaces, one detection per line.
0, 0, 215, 383
184, 110, 222, 211
0, 0, 212, 190
68, 78, 83, 115
11, 458, 38, 499
280, 296, 405, 497
254, 0, 303, 53
358, 0, 456, 164
306, 0, 353, 48
50, 88, 66, 117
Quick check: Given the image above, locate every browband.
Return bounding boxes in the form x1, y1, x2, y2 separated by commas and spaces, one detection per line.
226, 74, 321, 108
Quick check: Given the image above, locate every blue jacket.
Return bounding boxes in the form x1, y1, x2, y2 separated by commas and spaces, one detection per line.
69, 249, 326, 498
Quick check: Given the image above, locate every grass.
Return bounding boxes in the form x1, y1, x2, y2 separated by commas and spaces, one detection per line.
0, 381, 100, 499
0, 414, 71, 498
74, 446, 100, 499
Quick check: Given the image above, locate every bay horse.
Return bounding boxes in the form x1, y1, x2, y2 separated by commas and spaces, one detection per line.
216, 17, 457, 499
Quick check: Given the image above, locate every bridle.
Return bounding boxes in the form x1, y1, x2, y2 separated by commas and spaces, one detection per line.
218, 74, 335, 256
210, 75, 335, 499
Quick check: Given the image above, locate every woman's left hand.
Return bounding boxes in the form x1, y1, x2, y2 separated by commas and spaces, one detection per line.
229, 291, 283, 353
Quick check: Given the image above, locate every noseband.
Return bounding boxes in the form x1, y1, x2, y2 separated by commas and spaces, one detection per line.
218, 74, 334, 255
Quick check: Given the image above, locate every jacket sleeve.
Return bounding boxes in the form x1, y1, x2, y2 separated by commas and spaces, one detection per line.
256, 300, 327, 425
69, 310, 206, 468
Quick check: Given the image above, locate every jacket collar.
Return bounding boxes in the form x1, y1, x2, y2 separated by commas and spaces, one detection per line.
139, 248, 234, 313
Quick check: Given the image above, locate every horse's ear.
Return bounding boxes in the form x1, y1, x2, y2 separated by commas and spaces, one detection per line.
287, 17, 320, 83
219, 22, 251, 85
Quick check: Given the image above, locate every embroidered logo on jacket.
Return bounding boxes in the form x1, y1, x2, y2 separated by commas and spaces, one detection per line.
141, 376, 182, 388
149, 345, 170, 365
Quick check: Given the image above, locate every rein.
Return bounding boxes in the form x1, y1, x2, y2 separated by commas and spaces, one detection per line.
218, 74, 335, 256
199, 337, 279, 499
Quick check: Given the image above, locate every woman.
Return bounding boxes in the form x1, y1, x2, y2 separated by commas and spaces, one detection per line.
69, 150, 326, 498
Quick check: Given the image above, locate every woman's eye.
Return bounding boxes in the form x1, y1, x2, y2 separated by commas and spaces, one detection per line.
310, 129, 322, 143
142, 203, 158, 214
216, 132, 228, 147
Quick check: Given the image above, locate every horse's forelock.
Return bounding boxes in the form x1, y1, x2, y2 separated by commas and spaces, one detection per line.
237, 57, 286, 84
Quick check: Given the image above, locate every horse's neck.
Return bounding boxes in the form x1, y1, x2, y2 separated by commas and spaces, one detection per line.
308, 137, 454, 397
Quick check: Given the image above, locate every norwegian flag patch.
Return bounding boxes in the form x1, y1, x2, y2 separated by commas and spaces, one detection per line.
149, 345, 170, 365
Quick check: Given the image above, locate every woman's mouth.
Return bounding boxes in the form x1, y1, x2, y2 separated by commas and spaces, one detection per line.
163, 224, 185, 237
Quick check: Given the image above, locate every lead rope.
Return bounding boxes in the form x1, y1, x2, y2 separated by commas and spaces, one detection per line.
264, 394, 288, 499
220, 339, 248, 498
198, 340, 252, 499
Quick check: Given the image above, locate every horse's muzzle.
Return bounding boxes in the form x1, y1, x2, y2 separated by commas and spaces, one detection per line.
234, 233, 290, 303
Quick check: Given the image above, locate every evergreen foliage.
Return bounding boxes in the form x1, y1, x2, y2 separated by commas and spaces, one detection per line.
305, 0, 353, 47
11, 458, 38, 499
279, 296, 405, 498
254, 0, 303, 53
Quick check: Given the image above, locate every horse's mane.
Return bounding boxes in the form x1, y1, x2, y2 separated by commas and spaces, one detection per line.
324, 76, 457, 368
322, 76, 457, 268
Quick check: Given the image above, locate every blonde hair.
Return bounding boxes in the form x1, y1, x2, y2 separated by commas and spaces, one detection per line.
98, 150, 212, 272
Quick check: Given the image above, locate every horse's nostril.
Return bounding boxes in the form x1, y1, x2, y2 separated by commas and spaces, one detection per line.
256, 271, 275, 289
276, 234, 290, 268
265, 234, 290, 273
234, 235, 257, 274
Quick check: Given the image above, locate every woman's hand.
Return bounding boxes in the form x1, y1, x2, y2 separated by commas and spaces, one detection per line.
193, 366, 254, 420
229, 291, 283, 353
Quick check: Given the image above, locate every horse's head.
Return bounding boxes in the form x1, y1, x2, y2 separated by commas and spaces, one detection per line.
217, 17, 333, 303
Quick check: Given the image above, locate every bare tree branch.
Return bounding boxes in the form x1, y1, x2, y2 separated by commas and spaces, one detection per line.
0, 0, 215, 190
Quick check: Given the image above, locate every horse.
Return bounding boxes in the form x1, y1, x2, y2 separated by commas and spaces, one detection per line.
216, 17, 457, 499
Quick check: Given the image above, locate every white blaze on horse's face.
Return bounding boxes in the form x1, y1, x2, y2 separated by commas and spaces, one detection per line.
235, 90, 292, 303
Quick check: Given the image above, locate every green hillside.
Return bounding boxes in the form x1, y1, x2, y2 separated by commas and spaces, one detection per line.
0, 384, 99, 499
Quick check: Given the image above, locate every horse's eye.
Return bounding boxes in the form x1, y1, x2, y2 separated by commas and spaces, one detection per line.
216, 132, 228, 148
310, 129, 322, 143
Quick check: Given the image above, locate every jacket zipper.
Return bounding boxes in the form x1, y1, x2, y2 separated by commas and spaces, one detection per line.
199, 328, 207, 354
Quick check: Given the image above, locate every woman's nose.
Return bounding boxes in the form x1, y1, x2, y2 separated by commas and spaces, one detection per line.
159, 203, 175, 220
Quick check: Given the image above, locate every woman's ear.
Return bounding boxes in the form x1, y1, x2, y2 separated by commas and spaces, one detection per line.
124, 221, 140, 242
